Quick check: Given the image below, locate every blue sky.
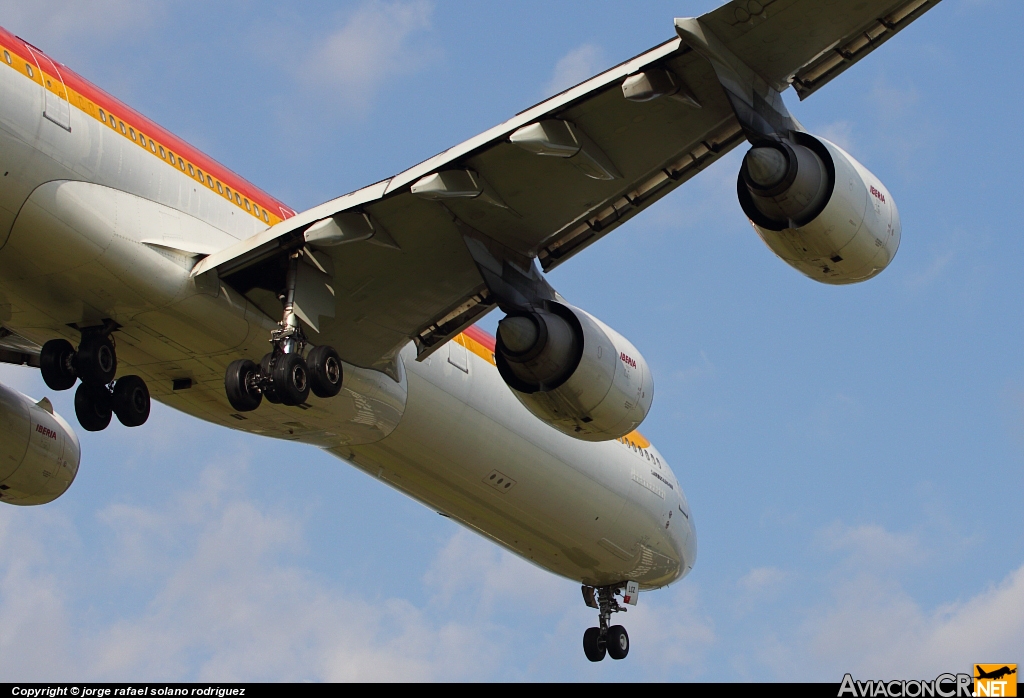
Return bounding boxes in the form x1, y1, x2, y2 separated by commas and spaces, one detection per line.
0, 0, 1021, 682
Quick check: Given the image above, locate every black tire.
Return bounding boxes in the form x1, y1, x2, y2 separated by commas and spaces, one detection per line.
260, 353, 282, 404
225, 359, 262, 412
606, 625, 629, 660
75, 383, 112, 432
40, 339, 77, 391
583, 627, 606, 662
76, 335, 117, 386
307, 345, 343, 398
272, 352, 310, 406
113, 375, 150, 427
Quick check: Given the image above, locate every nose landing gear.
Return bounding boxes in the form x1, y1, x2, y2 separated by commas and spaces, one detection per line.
223, 252, 344, 413
581, 584, 632, 662
40, 328, 151, 432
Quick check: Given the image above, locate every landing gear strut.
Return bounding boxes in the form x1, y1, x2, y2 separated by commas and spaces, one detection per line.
224, 251, 343, 413
40, 327, 150, 432
581, 585, 631, 662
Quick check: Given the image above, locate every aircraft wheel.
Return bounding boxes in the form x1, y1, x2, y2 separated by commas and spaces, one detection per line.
606, 625, 629, 660
307, 345, 343, 398
260, 353, 282, 404
75, 383, 112, 432
273, 353, 310, 407
40, 339, 78, 391
583, 627, 606, 662
225, 359, 262, 412
113, 375, 150, 427
76, 335, 117, 386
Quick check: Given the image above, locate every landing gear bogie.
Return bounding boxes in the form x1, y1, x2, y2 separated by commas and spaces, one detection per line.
223, 245, 343, 413
42, 329, 152, 432
224, 346, 342, 412
581, 584, 635, 662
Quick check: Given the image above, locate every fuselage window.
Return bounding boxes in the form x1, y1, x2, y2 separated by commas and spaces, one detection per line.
159, 146, 165, 158
234, 192, 241, 205
108, 117, 116, 130
216, 182, 224, 194
25, 64, 33, 78
253, 204, 260, 217
137, 134, 145, 147
244, 198, 251, 212
3, 51, 10, 65
188, 164, 195, 176
119, 121, 126, 134
149, 140, 156, 153
262, 210, 268, 222
129, 127, 136, 141
167, 152, 175, 165
99, 109, 106, 123
196, 170, 204, 184
179, 159, 186, 171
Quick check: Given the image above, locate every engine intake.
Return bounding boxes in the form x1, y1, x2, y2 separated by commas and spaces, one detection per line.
495, 303, 652, 441
738, 133, 900, 285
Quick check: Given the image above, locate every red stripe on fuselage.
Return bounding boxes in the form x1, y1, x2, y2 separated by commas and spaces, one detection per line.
464, 325, 496, 352
0, 26, 295, 221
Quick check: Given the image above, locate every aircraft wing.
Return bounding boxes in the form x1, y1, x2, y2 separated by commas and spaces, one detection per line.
192, 0, 941, 371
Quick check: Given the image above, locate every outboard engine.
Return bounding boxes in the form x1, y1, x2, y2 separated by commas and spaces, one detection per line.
738, 133, 900, 284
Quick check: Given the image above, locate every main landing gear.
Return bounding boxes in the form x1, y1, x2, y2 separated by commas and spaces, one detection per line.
224, 251, 343, 413
39, 328, 151, 432
581, 584, 632, 662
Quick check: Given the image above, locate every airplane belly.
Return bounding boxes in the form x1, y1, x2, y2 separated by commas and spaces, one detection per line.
338, 344, 687, 588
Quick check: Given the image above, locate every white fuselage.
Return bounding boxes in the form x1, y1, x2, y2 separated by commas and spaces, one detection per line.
0, 33, 695, 590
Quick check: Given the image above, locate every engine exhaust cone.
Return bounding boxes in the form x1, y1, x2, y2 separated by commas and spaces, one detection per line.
744, 146, 789, 190
498, 316, 539, 355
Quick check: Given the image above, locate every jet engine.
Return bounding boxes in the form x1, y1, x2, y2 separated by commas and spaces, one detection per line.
0, 383, 81, 506
495, 302, 652, 441
738, 133, 901, 285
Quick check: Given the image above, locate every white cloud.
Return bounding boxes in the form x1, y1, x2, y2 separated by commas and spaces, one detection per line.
0, 459, 507, 681
796, 563, 1024, 679
817, 120, 856, 152
301, 0, 436, 112
545, 43, 606, 96
818, 522, 927, 570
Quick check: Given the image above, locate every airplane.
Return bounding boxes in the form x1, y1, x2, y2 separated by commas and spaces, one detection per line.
0, 0, 942, 663
976, 667, 1017, 682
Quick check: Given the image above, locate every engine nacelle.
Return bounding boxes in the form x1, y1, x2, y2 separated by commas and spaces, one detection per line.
738, 133, 901, 285
0, 383, 80, 506
495, 302, 653, 441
